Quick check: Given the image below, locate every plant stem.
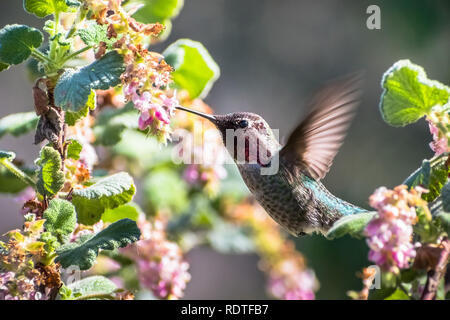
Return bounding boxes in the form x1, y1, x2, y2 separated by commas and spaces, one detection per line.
0, 159, 36, 189
61, 45, 93, 64
421, 237, 450, 300
31, 49, 52, 64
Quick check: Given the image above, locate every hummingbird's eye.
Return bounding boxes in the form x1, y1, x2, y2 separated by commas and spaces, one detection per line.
237, 120, 249, 128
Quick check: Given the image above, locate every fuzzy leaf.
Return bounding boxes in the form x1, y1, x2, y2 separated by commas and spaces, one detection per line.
163, 39, 220, 99
67, 276, 117, 299
380, 60, 450, 127
65, 90, 96, 126
133, 0, 184, 23
43, 199, 76, 243
77, 23, 111, 47
54, 51, 125, 112
72, 172, 135, 225
326, 211, 377, 239
0, 24, 43, 65
0, 112, 39, 138
66, 139, 82, 160
23, 0, 74, 18
102, 203, 141, 223
0, 167, 32, 193
403, 156, 449, 202
55, 218, 141, 270
36, 146, 64, 197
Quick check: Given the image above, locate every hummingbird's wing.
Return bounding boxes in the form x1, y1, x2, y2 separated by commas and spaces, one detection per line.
279, 74, 362, 180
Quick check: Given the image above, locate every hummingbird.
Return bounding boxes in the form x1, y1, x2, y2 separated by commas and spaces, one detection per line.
175, 74, 367, 237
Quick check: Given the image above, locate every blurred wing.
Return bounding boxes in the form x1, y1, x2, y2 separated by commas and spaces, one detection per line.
280, 74, 363, 180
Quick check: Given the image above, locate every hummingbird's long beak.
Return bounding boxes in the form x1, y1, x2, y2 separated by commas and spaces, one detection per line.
175, 105, 216, 122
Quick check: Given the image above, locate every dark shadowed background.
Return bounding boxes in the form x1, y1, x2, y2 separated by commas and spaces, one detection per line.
1, 0, 449, 299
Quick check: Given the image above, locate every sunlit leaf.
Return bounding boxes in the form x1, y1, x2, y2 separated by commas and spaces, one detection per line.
72, 172, 136, 225
36, 146, 64, 197
380, 60, 450, 127
163, 39, 220, 99
67, 276, 117, 299
43, 199, 76, 243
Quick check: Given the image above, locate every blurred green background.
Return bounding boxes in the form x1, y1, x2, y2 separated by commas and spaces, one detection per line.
0, 0, 449, 299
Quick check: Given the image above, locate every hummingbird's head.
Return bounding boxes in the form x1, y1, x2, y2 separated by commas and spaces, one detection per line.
176, 106, 280, 165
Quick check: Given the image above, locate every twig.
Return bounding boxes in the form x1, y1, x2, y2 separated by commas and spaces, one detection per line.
421, 237, 450, 300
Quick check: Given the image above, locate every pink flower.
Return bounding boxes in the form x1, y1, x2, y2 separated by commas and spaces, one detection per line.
183, 165, 199, 184
122, 216, 191, 299
267, 268, 317, 300
365, 186, 419, 273
427, 119, 448, 155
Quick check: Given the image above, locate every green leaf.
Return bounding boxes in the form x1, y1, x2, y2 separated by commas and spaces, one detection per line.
72, 172, 136, 225
0, 24, 43, 65
0, 62, 9, 71
0, 112, 38, 138
380, 60, 450, 127
0, 166, 33, 193
326, 211, 377, 239
440, 182, 450, 212
66, 139, 82, 160
163, 39, 220, 99
403, 155, 449, 202
67, 276, 117, 299
56, 218, 140, 270
65, 90, 96, 126
384, 288, 411, 300
143, 169, 188, 214
54, 51, 125, 112
36, 146, 65, 197
43, 199, 76, 243
77, 23, 113, 47
133, 0, 184, 23
102, 203, 141, 223
23, 0, 74, 18
0, 150, 16, 161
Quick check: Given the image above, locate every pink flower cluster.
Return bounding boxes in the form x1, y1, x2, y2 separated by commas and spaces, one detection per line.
123, 216, 191, 299
366, 185, 420, 273
0, 271, 49, 300
427, 119, 448, 155
124, 82, 178, 144
267, 260, 317, 300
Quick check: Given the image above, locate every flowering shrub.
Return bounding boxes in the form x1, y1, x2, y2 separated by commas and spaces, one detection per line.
0, 0, 316, 300
329, 60, 450, 300
0, 2, 449, 301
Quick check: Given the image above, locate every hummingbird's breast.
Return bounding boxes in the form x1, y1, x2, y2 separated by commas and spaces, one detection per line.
236, 162, 365, 236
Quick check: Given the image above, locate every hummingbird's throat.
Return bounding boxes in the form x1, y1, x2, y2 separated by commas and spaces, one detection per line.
231, 136, 272, 167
